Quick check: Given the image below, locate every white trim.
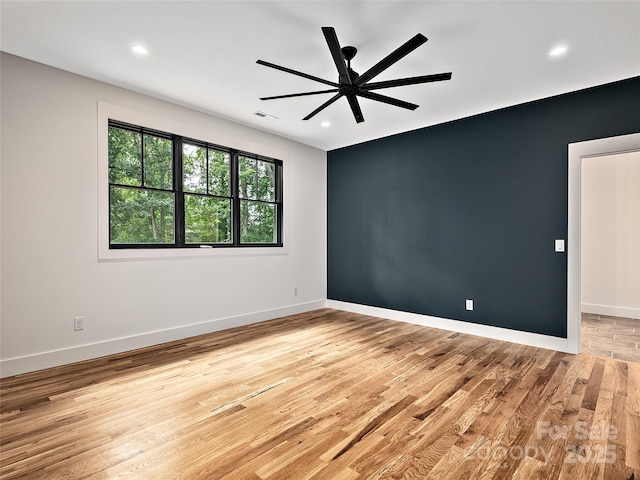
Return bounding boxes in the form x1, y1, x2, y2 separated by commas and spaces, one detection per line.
327, 300, 573, 353
97, 101, 290, 261
581, 303, 640, 320
567, 133, 640, 354
0, 300, 326, 378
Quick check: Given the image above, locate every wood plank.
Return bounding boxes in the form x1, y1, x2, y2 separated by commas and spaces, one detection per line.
1, 308, 638, 479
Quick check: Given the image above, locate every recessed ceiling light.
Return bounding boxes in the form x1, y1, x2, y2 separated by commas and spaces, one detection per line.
321, 121, 331, 128
131, 44, 149, 55
549, 45, 568, 57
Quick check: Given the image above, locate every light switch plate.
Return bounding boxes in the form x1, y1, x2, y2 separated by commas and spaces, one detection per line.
555, 239, 565, 252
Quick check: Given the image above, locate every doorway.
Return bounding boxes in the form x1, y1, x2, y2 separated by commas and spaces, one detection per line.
567, 132, 640, 358
580, 150, 640, 362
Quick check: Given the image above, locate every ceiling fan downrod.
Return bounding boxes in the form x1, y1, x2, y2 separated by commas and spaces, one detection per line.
341, 46, 359, 83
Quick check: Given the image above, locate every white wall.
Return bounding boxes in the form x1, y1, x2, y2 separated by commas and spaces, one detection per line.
581, 150, 640, 318
0, 53, 327, 376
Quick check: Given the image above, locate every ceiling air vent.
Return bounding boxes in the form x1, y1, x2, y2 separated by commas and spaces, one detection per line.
254, 111, 279, 121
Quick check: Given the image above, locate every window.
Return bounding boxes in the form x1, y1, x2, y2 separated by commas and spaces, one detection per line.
182, 142, 232, 244
238, 156, 279, 244
108, 120, 283, 249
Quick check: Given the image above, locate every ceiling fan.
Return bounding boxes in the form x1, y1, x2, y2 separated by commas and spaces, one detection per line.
257, 27, 452, 124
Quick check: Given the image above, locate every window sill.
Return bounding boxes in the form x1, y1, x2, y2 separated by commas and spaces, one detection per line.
98, 244, 288, 262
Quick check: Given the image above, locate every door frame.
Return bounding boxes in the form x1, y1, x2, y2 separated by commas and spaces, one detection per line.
567, 132, 640, 353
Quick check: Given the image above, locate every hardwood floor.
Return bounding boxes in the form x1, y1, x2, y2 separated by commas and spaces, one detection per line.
582, 313, 640, 363
1, 308, 639, 479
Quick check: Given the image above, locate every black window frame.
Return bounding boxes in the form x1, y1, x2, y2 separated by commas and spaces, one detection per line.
108, 120, 283, 249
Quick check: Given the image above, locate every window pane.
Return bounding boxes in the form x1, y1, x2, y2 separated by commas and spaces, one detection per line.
144, 134, 173, 190
183, 143, 207, 193
238, 156, 256, 199
208, 149, 230, 197
184, 194, 232, 244
239, 157, 276, 201
108, 127, 142, 186
257, 160, 275, 201
240, 200, 276, 244
110, 186, 174, 244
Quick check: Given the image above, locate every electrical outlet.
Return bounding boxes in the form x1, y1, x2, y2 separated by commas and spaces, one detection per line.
293, 287, 298, 296
74, 316, 85, 331
465, 299, 474, 311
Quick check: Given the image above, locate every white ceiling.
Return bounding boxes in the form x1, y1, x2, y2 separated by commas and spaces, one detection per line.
1, 1, 639, 151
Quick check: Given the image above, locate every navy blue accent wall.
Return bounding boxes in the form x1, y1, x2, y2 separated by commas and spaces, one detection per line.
327, 77, 640, 338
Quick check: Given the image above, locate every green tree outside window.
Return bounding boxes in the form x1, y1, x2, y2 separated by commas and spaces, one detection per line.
108, 122, 282, 248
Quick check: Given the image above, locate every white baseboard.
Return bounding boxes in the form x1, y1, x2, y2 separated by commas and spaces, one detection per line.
0, 300, 326, 378
327, 300, 576, 354
2, 299, 581, 378
582, 303, 640, 319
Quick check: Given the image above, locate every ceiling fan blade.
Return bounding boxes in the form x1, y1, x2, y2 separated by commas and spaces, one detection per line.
346, 94, 364, 123
362, 72, 452, 91
356, 90, 419, 111
303, 93, 343, 120
354, 33, 428, 87
260, 88, 339, 101
322, 27, 351, 85
257, 60, 339, 88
